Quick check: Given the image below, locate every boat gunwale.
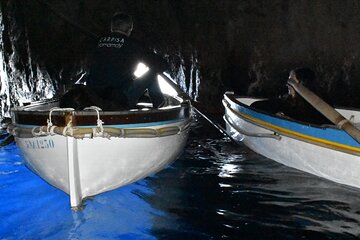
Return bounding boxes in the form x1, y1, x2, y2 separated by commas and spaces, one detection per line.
223, 92, 360, 156
224, 93, 360, 126
11, 99, 192, 127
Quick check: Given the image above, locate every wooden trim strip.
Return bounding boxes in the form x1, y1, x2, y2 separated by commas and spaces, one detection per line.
12, 102, 191, 127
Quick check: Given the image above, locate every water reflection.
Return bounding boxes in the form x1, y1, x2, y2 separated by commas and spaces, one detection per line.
0, 143, 159, 239
145, 114, 360, 239
1, 114, 360, 239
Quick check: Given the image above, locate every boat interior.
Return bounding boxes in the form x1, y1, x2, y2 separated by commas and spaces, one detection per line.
15, 92, 186, 113
233, 96, 360, 129
14, 73, 189, 114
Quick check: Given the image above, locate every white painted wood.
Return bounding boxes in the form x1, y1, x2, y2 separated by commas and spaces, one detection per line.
15, 120, 189, 208
67, 137, 82, 209
224, 96, 360, 189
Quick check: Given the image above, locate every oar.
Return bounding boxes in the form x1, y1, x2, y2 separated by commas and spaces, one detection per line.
287, 77, 360, 144
158, 73, 238, 143
35, 0, 99, 39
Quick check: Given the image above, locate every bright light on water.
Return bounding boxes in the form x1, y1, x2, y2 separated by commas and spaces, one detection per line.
133, 62, 149, 78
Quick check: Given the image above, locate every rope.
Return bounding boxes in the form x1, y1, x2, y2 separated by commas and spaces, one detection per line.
337, 119, 350, 129
62, 119, 74, 136
31, 126, 47, 136
9, 118, 191, 139
84, 106, 104, 136
223, 113, 281, 140
47, 107, 74, 129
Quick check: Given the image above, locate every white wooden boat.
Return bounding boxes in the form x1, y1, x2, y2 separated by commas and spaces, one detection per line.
223, 92, 360, 189
9, 77, 191, 209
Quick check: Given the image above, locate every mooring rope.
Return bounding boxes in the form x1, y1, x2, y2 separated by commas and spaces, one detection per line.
83, 106, 104, 136
9, 119, 191, 139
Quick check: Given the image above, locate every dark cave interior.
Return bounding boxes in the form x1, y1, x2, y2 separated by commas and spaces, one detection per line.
1, 0, 360, 117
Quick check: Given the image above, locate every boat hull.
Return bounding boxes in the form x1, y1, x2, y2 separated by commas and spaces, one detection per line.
223, 93, 360, 189
15, 125, 189, 203
10, 87, 192, 208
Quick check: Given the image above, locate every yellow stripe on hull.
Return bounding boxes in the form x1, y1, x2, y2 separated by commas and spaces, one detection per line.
227, 106, 360, 156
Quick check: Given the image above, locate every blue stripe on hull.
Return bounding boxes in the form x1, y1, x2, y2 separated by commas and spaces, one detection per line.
230, 99, 360, 149
16, 118, 186, 129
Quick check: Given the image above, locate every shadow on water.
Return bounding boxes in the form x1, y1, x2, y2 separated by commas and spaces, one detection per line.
144, 112, 360, 240
1, 113, 360, 239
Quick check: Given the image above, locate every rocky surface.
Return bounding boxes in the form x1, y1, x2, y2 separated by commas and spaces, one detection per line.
1, 0, 360, 118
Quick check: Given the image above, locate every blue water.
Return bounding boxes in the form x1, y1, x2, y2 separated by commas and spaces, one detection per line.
1, 114, 360, 239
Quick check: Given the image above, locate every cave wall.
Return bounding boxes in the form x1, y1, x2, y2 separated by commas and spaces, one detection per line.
1, 0, 360, 117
